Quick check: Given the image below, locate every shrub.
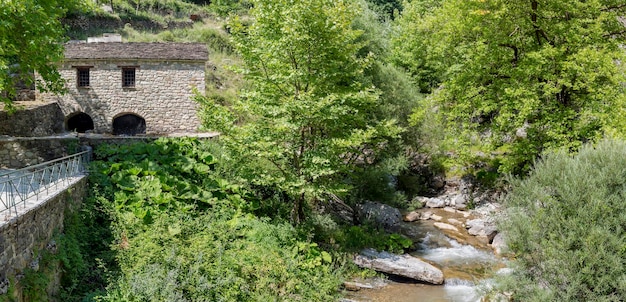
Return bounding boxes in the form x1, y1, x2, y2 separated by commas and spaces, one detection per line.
494, 140, 626, 301
89, 139, 342, 301
99, 212, 341, 301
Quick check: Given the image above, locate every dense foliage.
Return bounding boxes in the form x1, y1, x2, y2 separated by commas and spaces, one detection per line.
88, 139, 341, 301
496, 140, 626, 301
0, 0, 81, 111
5, 0, 626, 300
198, 0, 402, 223
397, 0, 626, 174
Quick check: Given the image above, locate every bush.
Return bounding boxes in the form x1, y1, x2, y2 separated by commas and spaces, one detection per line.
494, 140, 626, 301
99, 212, 341, 301
89, 139, 342, 301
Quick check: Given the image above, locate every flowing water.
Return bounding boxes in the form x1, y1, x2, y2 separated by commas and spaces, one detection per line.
346, 209, 504, 302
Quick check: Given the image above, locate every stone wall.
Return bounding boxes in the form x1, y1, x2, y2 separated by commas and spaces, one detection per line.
0, 177, 87, 298
40, 60, 205, 134
0, 137, 77, 169
0, 103, 64, 137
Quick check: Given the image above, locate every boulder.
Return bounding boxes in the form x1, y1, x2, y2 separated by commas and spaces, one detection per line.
404, 211, 421, 222
449, 194, 469, 210
434, 222, 459, 232
356, 201, 401, 229
466, 218, 498, 242
354, 249, 444, 285
447, 218, 463, 226
420, 211, 433, 220
491, 232, 508, 255
429, 214, 443, 222
431, 176, 446, 189
443, 206, 456, 213
425, 197, 446, 208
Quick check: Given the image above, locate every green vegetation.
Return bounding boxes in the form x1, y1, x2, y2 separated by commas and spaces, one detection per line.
4, 0, 626, 300
84, 138, 344, 301
46, 137, 416, 301
198, 0, 403, 223
397, 0, 626, 174
0, 0, 82, 111
495, 140, 626, 301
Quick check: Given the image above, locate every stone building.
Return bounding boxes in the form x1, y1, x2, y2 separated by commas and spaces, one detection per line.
39, 41, 207, 135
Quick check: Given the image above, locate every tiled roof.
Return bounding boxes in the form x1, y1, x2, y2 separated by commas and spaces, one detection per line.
64, 42, 208, 61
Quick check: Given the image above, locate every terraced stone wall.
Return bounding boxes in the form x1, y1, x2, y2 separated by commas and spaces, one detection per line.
0, 177, 87, 299
0, 137, 77, 169
0, 103, 64, 137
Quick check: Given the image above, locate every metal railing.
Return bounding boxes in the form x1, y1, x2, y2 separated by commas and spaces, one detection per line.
0, 150, 91, 218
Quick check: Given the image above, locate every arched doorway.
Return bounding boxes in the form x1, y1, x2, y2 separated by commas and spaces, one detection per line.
66, 112, 94, 133
112, 113, 146, 136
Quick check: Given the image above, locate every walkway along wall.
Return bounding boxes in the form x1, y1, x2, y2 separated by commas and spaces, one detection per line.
0, 177, 87, 300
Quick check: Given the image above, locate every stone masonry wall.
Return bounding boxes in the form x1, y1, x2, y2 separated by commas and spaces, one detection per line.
0, 177, 87, 297
0, 137, 77, 169
0, 103, 64, 137
40, 60, 205, 134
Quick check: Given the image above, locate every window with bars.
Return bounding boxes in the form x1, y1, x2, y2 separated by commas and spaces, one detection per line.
76, 68, 90, 87
122, 68, 136, 87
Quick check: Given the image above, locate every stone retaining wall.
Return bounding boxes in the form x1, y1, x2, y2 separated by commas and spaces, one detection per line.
0, 103, 64, 137
0, 137, 77, 169
0, 177, 87, 298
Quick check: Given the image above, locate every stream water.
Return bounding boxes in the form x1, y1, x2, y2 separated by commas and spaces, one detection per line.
346, 209, 504, 302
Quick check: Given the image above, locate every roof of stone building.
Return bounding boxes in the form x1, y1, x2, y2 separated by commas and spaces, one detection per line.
64, 42, 208, 61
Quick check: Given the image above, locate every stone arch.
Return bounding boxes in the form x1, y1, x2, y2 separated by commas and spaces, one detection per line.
66, 112, 94, 133
112, 113, 146, 136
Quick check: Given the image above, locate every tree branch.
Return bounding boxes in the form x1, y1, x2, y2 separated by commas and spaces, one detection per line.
499, 43, 519, 64
259, 57, 288, 97
288, 48, 301, 95
530, 1, 555, 46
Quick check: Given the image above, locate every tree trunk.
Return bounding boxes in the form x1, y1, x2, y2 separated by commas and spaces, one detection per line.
291, 193, 307, 225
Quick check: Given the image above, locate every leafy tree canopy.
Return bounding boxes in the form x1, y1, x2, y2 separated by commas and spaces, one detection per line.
0, 0, 80, 111
398, 0, 626, 174
198, 0, 402, 223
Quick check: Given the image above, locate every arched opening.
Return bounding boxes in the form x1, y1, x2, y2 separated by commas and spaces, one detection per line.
66, 112, 94, 133
112, 113, 146, 136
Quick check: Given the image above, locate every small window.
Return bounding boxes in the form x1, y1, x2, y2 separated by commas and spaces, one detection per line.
122, 68, 136, 87
77, 68, 90, 87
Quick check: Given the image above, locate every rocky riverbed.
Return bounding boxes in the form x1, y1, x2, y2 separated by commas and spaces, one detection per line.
346, 194, 508, 302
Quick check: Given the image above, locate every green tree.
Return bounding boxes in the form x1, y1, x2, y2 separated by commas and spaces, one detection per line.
198, 0, 402, 223
495, 140, 626, 301
0, 0, 79, 111
398, 0, 626, 173
390, 0, 444, 93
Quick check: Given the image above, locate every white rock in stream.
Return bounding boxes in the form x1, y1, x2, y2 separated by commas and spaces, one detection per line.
491, 233, 508, 255
354, 249, 444, 285
426, 197, 446, 208
404, 211, 421, 222
466, 218, 498, 242
434, 222, 459, 232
